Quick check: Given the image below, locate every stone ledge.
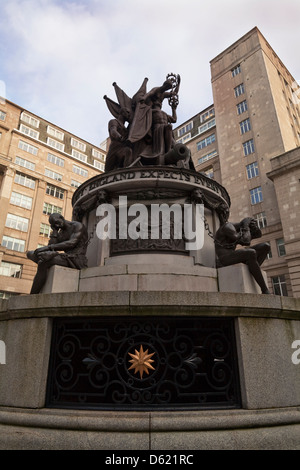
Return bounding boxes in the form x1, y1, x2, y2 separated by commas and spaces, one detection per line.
1, 291, 299, 321
0, 406, 299, 432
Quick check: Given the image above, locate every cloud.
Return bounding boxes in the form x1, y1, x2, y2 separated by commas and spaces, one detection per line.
0, 0, 300, 145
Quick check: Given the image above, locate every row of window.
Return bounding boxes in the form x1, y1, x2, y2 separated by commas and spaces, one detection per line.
17, 136, 105, 168
1, 111, 106, 163
15, 156, 88, 185
17, 143, 103, 174
4, 201, 63, 233
196, 125, 252, 158
13, 170, 81, 197
177, 108, 216, 139
20, 112, 105, 158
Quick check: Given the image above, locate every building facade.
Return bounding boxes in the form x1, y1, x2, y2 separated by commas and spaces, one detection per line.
175, 27, 300, 297
0, 99, 106, 298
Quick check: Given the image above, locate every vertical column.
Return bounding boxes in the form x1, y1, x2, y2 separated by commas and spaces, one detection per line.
64, 190, 73, 221
27, 180, 46, 251
286, 253, 300, 298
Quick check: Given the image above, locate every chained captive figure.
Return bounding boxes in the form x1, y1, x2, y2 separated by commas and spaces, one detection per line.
27, 213, 88, 294
215, 205, 271, 294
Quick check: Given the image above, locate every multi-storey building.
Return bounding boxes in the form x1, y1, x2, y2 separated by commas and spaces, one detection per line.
0, 98, 106, 298
175, 27, 300, 297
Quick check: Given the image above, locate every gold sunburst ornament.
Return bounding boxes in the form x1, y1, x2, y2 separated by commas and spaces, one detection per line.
128, 345, 155, 379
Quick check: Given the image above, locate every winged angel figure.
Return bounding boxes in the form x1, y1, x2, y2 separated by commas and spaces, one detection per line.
103, 74, 192, 172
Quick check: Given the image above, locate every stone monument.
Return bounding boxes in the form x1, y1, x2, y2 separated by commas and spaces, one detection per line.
0, 75, 299, 450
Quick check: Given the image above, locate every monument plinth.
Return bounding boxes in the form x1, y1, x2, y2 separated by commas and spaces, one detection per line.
0, 75, 299, 449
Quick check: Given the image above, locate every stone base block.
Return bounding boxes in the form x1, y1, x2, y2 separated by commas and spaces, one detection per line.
78, 264, 218, 292
41, 265, 79, 294
217, 264, 267, 294
0, 318, 51, 408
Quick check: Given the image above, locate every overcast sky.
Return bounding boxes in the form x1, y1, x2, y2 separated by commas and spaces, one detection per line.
1, 0, 300, 147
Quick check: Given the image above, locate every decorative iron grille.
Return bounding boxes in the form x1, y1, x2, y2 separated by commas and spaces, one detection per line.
46, 316, 241, 410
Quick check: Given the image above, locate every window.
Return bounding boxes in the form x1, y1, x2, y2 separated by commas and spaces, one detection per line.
272, 275, 288, 296
254, 212, 267, 229
43, 202, 62, 215
266, 244, 272, 259
234, 83, 244, 97
71, 138, 86, 152
92, 149, 106, 160
10, 191, 33, 210
200, 108, 215, 123
45, 168, 63, 182
0, 111, 6, 121
71, 180, 81, 188
240, 118, 251, 134
47, 126, 64, 141
250, 186, 263, 204
177, 133, 191, 144
47, 137, 64, 152
237, 100, 248, 115
20, 112, 39, 128
47, 153, 64, 167
177, 121, 193, 137
93, 160, 105, 171
276, 238, 286, 257
40, 223, 52, 238
15, 172, 36, 189
72, 164, 88, 177
0, 291, 18, 300
198, 150, 218, 165
46, 183, 64, 200
204, 167, 214, 179
197, 134, 215, 151
15, 156, 35, 171
231, 64, 241, 77
246, 162, 259, 179
0, 261, 22, 278
72, 149, 87, 163
18, 140, 38, 156
243, 139, 255, 156
1, 236, 25, 252
198, 118, 216, 134
5, 213, 29, 232
19, 124, 39, 140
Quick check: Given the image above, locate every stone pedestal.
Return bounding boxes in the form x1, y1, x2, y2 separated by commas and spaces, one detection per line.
0, 292, 299, 449
41, 265, 79, 294
218, 263, 268, 294
1, 167, 298, 449
41, 261, 268, 296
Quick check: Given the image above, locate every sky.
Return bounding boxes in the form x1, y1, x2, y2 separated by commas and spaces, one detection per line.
1, 0, 300, 147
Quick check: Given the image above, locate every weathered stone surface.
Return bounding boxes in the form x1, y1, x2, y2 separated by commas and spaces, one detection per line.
0, 406, 299, 450
0, 318, 51, 408
42, 265, 79, 294
218, 263, 268, 294
236, 317, 300, 409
